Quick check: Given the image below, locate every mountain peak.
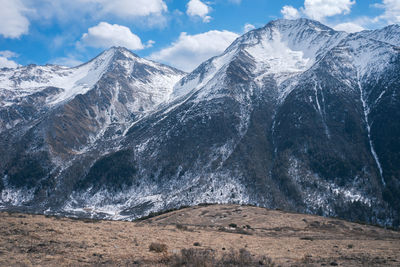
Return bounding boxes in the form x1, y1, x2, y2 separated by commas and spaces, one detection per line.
0, 45, 184, 109
355, 24, 400, 46
383, 24, 400, 30
108, 46, 138, 56
266, 18, 335, 32
173, 19, 347, 100
97, 46, 185, 74
233, 18, 341, 51
95, 46, 139, 63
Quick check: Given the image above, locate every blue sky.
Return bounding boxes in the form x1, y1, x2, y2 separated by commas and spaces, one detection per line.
0, 0, 399, 72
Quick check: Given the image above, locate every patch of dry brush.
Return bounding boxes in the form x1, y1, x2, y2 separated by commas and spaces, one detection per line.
168, 247, 274, 267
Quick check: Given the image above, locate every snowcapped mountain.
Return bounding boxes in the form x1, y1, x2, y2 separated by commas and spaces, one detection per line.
0, 19, 399, 227
0, 47, 183, 107
356, 24, 400, 46
0, 46, 185, 207
0, 47, 184, 153
173, 19, 348, 103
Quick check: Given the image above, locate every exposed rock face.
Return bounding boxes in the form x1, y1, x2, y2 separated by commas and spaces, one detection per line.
0, 47, 185, 209
0, 19, 399, 227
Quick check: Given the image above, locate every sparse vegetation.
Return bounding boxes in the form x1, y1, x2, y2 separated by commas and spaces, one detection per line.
220, 248, 275, 266
169, 248, 215, 267
301, 254, 313, 263
0, 205, 399, 266
168, 248, 275, 267
176, 224, 189, 231
218, 225, 252, 235
235, 228, 253, 235
149, 242, 168, 253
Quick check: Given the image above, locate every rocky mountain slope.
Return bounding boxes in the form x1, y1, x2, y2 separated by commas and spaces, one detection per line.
0, 47, 185, 208
0, 19, 399, 227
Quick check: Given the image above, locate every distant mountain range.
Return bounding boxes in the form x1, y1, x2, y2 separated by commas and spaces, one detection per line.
1, 19, 399, 227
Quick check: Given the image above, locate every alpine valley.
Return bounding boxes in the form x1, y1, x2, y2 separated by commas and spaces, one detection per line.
1, 19, 399, 227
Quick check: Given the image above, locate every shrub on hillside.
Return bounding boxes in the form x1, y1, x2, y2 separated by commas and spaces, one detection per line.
168, 248, 274, 266
149, 242, 168, 253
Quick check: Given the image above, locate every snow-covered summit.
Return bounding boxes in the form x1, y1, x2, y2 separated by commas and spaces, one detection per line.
341, 34, 397, 79
356, 24, 400, 46
0, 48, 116, 107
0, 47, 185, 108
172, 18, 348, 100
0, 47, 185, 134
173, 19, 400, 102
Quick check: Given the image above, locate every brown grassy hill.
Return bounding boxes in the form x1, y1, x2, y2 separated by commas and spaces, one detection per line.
0, 204, 399, 266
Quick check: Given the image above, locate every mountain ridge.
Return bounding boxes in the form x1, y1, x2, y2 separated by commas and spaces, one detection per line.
0, 19, 399, 227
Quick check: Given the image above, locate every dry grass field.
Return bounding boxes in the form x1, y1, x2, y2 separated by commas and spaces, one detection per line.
0, 204, 399, 266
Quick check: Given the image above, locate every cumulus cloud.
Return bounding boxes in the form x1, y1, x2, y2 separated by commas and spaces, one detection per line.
0, 0, 30, 38
0, 57, 19, 68
0, 51, 19, 68
80, 22, 151, 50
302, 0, 355, 21
280, 0, 355, 22
0, 51, 18, 58
375, 0, 400, 24
243, 23, 256, 33
77, 0, 167, 17
150, 30, 239, 72
334, 22, 365, 33
281, 5, 301, 20
18, 0, 168, 29
51, 56, 84, 67
186, 0, 212, 23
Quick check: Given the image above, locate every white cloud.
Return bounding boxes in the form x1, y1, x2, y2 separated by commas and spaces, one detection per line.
281, 5, 301, 20
51, 56, 84, 67
147, 40, 155, 48
80, 22, 151, 50
0, 57, 19, 68
282, 0, 398, 30
375, 0, 400, 24
0, 51, 19, 58
280, 0, 355, 22
302, 0, 355, 21
20, 0, 168, 29
150, 30, 239, 72
77, 0, 167, 17
186, 0, 212, 23
243, 23, 256, 33
0, 0, 30, 38
0, 50, 19, 68
334, 22, 365, 33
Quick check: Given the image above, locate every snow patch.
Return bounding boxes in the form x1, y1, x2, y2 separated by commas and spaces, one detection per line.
0, 175, 35, 206
357, 74, 385, 186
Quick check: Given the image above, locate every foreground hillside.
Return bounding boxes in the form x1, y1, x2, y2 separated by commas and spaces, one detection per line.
1, 205, 399, 266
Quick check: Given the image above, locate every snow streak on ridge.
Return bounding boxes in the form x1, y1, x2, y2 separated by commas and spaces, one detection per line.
357, 73, 385, 186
